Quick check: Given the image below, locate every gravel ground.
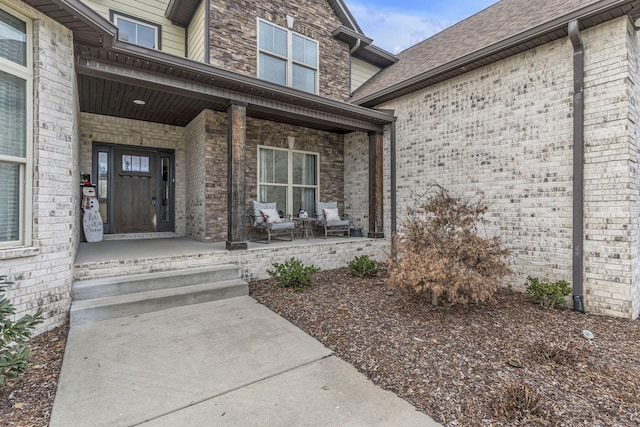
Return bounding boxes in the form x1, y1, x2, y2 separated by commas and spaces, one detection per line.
2, 267, 639, 427
250, 268, 640, 427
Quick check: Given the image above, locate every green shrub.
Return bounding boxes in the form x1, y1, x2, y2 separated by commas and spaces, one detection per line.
1, 275, 43, 386
525, 276, 571, 309
347, 255, 380, 278
267, 258, 320, 291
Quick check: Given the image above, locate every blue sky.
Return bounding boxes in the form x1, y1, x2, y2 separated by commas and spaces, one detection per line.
344, 0, 498, 54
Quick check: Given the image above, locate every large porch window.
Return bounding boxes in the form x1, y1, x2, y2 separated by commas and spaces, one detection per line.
258, 146, 318, 216
0, 6, 32, 248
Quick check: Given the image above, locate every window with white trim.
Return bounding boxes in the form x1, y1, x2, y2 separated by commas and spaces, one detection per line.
0, 6, 32, 248
258, 20, 318, 94
258, 146, 318, 215
112, 12, 159, 49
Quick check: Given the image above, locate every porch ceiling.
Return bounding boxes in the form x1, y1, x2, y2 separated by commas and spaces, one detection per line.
24, 0, 394, 133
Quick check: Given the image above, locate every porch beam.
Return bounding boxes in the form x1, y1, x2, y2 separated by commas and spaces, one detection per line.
75, 57, 386, 133
226, 101, 248, 250
368, 131, 384, 238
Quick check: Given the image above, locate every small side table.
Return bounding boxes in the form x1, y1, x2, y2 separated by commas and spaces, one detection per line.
292, 217, 316, 240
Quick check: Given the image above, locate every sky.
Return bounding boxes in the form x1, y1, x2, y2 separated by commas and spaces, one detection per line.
344, 0, 498, 54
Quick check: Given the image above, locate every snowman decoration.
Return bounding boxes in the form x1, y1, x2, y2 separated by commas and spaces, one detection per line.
82, 186, 104, 242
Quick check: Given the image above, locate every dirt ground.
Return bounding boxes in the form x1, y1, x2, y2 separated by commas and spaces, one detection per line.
2, 267, 639, 426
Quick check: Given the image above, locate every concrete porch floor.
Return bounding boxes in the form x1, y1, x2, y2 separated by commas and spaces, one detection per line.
74, 235, 387, 282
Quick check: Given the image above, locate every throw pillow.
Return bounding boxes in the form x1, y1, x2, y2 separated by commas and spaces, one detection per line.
260, 208, 282, 224
323, 208, 341, 222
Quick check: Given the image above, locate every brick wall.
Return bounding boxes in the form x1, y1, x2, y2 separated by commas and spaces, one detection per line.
352, 17, 639, 318
1, 0, 76, 334
208, 0, 351, 101
79, 113, 187, 237
626, 19, 640, 321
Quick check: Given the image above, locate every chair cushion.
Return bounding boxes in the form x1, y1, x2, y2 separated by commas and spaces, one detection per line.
323, 208, 341, 222
326, 219, 349, 227
252, 201, 276, 225
260, 208, 282, 224
267, 221, 295, 230
316, 201, 337, 222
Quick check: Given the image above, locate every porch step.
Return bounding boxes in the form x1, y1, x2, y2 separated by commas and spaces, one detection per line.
70, 265, 248, 326
73, 265, 240, 301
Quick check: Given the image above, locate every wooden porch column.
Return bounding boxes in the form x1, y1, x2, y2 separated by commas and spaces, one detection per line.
226, 101, 248, 250
368, 131, 384, 238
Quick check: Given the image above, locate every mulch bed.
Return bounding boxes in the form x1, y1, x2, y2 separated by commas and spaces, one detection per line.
249, 268, 640, 426
2, 268, 639, 426
0, 325, 68, 427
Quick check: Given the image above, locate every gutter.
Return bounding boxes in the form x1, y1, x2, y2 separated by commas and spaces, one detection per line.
569, 20, 585, 313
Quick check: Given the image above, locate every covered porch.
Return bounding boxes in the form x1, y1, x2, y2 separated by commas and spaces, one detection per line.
74, 236, 388, 282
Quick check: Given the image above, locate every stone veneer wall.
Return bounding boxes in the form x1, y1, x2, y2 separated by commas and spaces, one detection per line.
1, 0, 76, 334
357, 17, 638, 318
79, 113, 187, 238
208, 0, 351, 101
244, 117, 345, 239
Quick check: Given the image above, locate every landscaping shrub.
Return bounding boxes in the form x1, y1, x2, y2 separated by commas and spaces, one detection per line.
347, 255, 380, 278
267, 257, 320, 291
388, 185, 511, 306
493, 381, 544, 422
526, 276, 571, 309
1, 275, 43, 386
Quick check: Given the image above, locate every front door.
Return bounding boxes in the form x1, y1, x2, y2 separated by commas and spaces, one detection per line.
114, 148, 156, 233
93, 143, 175, 234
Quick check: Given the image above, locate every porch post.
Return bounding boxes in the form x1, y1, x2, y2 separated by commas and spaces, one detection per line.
368, 131, 384, 238
226, 101, 248, 250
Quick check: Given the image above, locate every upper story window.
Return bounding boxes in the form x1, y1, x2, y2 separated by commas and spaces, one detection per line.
0, 6, 32, 248
111, 11, 160, 50
258, 20, 318, 94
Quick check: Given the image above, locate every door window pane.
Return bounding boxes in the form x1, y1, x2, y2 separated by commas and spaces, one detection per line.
97, 151, 109, 223
0, 9, 26, 66
160, 156, 170, 224
0, 70, 26, 157
0, 162, 20, 242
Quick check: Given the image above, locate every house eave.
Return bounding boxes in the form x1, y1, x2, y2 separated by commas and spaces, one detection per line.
353, 0, 640, 107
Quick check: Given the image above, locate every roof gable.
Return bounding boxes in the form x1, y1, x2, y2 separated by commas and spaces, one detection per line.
351, 0, 640, 106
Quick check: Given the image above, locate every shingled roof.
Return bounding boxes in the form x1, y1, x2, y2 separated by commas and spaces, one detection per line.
351, 0, 640, 106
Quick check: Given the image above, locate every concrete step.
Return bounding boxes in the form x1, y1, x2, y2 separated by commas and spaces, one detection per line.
70, 279, 248, 326
73, 264, 240, 301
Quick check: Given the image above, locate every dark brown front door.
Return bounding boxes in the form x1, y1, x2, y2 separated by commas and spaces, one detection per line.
113, 148, 157, 233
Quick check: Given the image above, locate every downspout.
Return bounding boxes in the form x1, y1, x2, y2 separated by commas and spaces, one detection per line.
569, 20, 585, 313
390, 119, 397, 235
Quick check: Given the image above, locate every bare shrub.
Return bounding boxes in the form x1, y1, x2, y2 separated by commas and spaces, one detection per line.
493, 381, 545, 421
388, 186, 511, 306
530, 341, 576, 366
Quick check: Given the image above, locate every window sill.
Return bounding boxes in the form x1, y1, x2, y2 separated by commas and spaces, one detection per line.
0, 246, 41, 260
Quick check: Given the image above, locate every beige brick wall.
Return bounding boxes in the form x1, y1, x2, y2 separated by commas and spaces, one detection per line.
208, 0, 351, 101
352, 17, 639, 318
79, 113, 187, 237
1, 0, 77, 334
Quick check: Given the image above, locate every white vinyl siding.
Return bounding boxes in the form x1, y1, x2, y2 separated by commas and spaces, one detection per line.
82, 0, 185, 56
0, 5, 32, 248
257, 19, 318, 94
187, 0, 206, 62
351, 57, 380, 93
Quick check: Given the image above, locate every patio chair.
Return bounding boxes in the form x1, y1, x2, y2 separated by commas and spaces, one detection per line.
249, 201, 294, 244
315, 201, 350, 238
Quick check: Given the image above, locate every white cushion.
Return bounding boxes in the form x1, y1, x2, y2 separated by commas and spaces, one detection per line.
323, 208, 341, 222
260, 208, 282, 224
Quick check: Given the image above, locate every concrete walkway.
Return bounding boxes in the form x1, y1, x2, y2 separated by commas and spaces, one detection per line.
50, 297, 441, 426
